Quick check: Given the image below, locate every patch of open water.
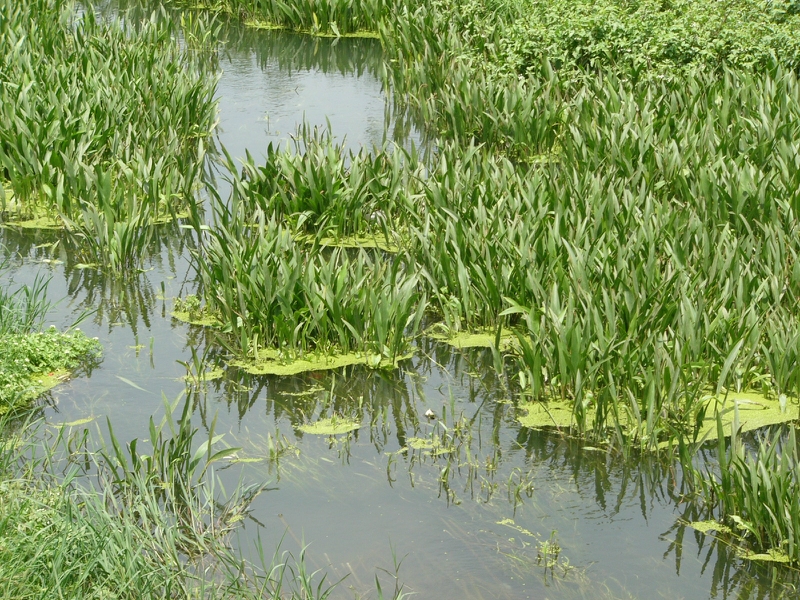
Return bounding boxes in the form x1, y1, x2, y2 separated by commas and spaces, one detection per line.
2, 10, 799, 599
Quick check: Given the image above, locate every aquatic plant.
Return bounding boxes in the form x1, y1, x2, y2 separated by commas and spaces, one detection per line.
0, 268, 101, 413
0, 394, 371, 599
687, 416, 800, 564
0, 0, 218, 232
189, 0, 396, 36
189, 187, 426, 367
232, 128, 418, 245
0, 328, 101, 414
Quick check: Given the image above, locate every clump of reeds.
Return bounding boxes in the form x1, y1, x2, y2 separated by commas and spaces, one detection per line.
687, 415, 800, 563
189, 181, 426, 363
0, 0, 218, 272
231, 127, 419, 243
190, 0, 398, 36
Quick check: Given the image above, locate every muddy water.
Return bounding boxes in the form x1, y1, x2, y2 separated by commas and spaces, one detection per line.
2, 13, 798, 600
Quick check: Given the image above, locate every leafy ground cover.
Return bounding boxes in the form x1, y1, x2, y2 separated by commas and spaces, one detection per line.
0, 270, 101, 414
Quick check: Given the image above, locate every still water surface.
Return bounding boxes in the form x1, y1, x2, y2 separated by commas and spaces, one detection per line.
2, 13, 798, 599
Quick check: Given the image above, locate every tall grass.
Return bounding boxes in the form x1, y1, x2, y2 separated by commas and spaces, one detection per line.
190, 0, 399, 36
0, 0, 219, 271
687, 416, 800, 563
191, 180, 426, 361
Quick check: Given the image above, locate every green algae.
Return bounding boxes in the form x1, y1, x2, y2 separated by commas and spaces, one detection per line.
0, 204, 62, 230
426, 326, 517, 350
231, 349, 412, 376
688, 520, 734, 535
737, 548, 792, 563
692, 392, 798, 443
516, 399, 582, 430
689, 521, 792, 563
516, 390, 797, 447
404, 436, 454, 456
171, 296, 222, 327
298, 416, 361, 435
496, 518, 537, 539
181, 367, 224, 383
60, 416, 97, 427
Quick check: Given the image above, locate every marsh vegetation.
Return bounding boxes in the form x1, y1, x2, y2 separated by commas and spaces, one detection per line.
4, 0, 800, 596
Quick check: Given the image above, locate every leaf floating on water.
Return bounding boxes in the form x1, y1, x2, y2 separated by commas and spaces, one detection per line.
61, 416, 96, 427
496, 518, 537, 538
229, 457, 264, 464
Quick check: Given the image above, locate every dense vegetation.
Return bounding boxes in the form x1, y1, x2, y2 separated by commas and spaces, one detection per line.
167, 0, 800, 563
5, 0, 800, 575
0, 394, 352, 599
0, 271, 101, 414
0, 0, 218, 272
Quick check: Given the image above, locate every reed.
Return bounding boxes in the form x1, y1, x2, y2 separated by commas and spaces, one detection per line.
189, 179, 426, 363
232, 127, 419, 243
0, 0, 218, 242
190, 0, 397, 36
687, 415, 800, 563
0, 394, 368, 598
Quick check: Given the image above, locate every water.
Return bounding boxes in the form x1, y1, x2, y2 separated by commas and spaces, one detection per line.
2, 12, 799, 600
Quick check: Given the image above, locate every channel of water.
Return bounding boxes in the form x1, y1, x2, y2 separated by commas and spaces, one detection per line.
1, 9, 798, 599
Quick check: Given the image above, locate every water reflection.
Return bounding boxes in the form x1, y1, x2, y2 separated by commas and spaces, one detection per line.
0, 223, 195, 336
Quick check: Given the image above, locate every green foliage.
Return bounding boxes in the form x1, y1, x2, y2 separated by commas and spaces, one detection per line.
193, 0, 396, 36
0, 269, 101, 413
0, 271, 51, 335
455, 0, 800, 77
0, 0, 218, 272
0, 395, 357, 599
687, 416, 800, 563
191, 185, 426, 362
234, 129, 417, 242
0, 329, 101, 413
